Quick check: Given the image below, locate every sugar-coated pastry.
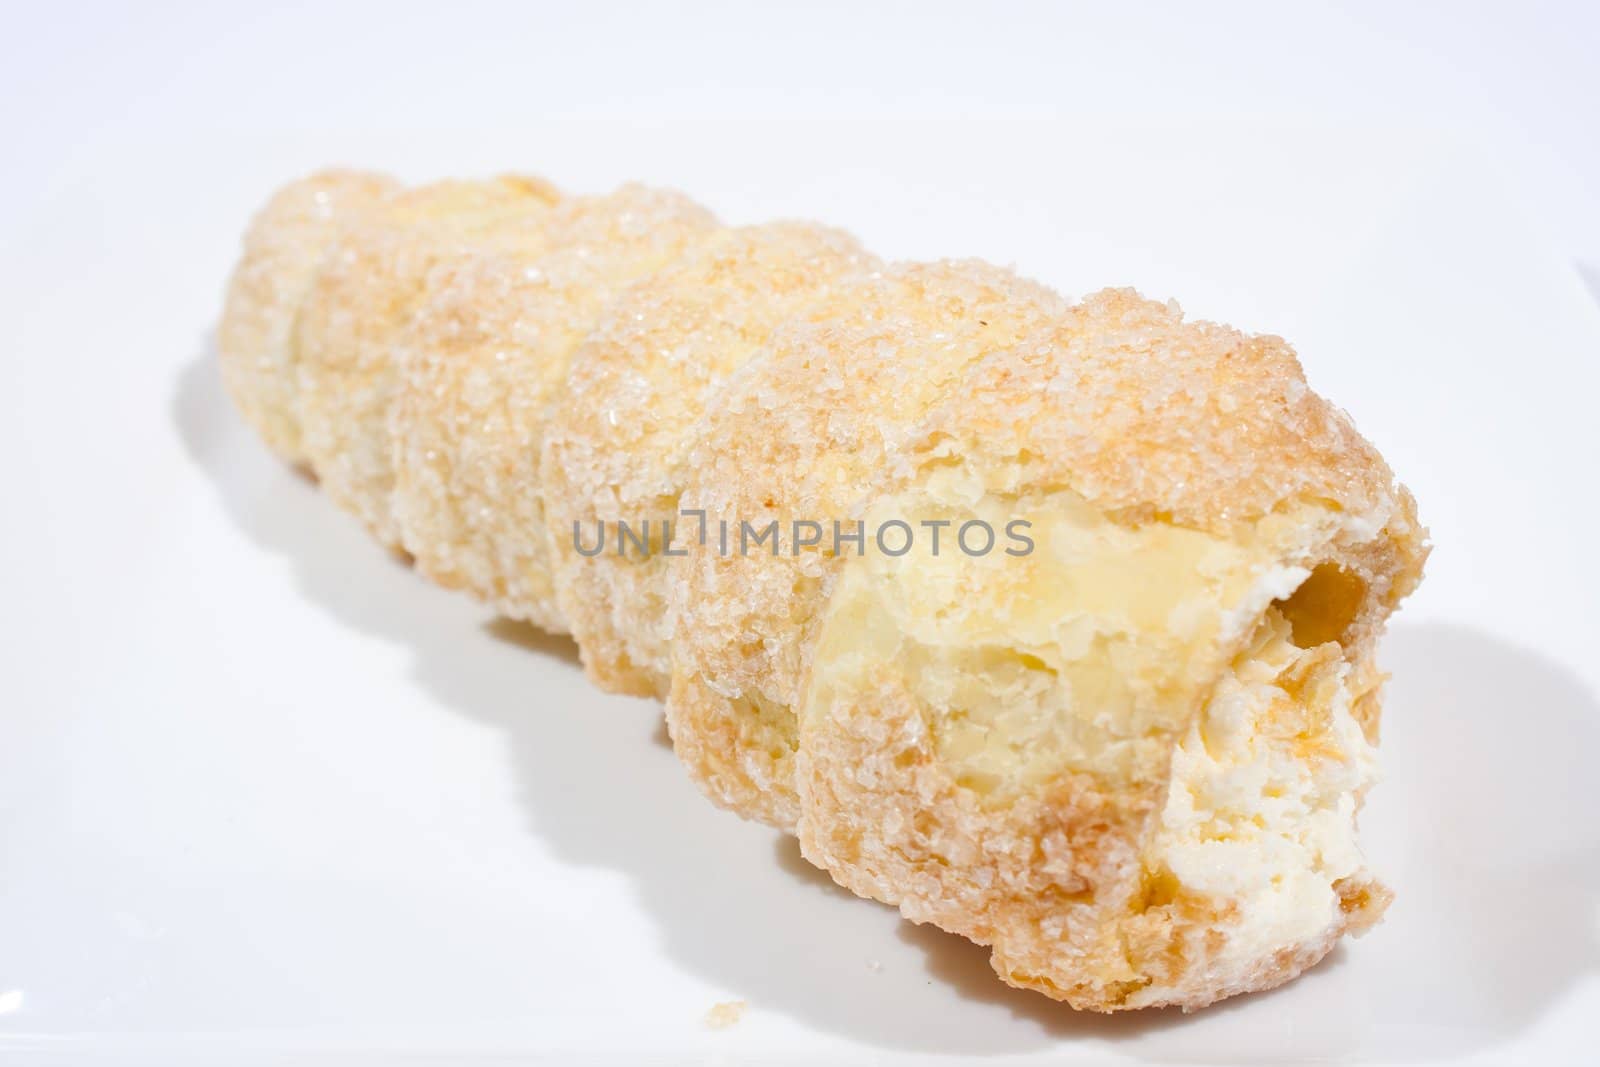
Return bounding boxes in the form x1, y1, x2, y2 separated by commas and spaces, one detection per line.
542, 222, 879, 698
217, 170, 1427, 1012
294, 176, 560, 545
217, 170, 400, 461
389, 185, 718, 627
794, 289, 1424, 1009
666, 261, 1069, 828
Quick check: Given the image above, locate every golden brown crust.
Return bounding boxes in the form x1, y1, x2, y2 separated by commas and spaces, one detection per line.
906, 288, 1429, 617
217, 171, 1427, 1012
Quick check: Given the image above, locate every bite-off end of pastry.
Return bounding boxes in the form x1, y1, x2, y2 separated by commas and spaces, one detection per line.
218, 168, 1427, 1013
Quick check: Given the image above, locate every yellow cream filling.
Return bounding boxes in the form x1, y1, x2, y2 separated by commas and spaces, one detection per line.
806, 470, 1326, 792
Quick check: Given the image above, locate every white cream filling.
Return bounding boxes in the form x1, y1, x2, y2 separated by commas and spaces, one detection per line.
1130, 607, 1377, 1004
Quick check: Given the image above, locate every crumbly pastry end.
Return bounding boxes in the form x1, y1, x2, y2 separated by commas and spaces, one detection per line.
217, 170, 401, 461
796, 491, 1400, 1008
218, 174, 1426, 1012
389, 184, 719, 629
794, 290, 1425, 1010
1122, 604, 1393, 1009
541, 222, 881, 698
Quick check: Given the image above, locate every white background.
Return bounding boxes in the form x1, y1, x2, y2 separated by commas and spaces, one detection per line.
2, 2, 1598, 1064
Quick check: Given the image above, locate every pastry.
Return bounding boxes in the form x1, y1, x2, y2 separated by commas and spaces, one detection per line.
217, 170, 1427, 1011
389, 184, 716, 625
295, 175, 559, 545
542, 221, 878, 695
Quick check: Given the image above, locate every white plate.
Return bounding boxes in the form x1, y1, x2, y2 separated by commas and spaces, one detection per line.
3, 59, 1598, 1067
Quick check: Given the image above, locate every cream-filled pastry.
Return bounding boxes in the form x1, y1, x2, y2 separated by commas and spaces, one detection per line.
218, 172, 1426, 1011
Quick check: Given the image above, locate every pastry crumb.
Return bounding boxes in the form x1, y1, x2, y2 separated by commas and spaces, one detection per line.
704, 1000, 746, 1030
